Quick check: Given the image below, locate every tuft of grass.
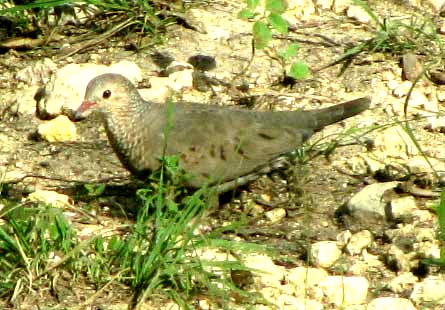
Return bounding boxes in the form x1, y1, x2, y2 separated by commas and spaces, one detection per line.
323, 0, 443, 74
0, 158, 272, 308
423, 187, 445, 269
0, 202, 78, 301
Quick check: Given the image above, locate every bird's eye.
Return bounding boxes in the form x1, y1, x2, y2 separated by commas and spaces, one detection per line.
103, 90, 111, 99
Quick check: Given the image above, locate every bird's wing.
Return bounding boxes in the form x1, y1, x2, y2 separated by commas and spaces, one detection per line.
163, 103, 314, 187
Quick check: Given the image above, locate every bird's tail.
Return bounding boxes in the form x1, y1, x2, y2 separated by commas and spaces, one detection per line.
309, 97, 371, 131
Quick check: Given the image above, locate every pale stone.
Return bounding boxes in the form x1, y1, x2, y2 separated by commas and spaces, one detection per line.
392, 80, 413, 98
412, 209, 434, 223
26, 190, 73, 208
414, 240, 441, 259
367, 297, 416, 310
310, 241, 342, 268
373, 126, 419, 159
287, 267, 328, 296
320, 276, 369, 306
390, 196, 417, 219
410, 276, 445, 304
38, 61, 142, 118
362, 249, 383, 267
265, 208, 286, 223
169, 69, 194, 92
426, 115, 445, 132
436, 88, 445, 102
388, 272, 418, 293
337, 230, 352, 247
313, 0, 333, 9
347, 230, 373, 255
37, 115, 77, 142
138, 87, 171, 105
244, 254, 286, 287
332, 0, 352, 13
347, 5, 371, 23
347, 182, 400, 221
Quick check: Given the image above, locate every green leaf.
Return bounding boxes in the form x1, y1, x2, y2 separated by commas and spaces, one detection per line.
238, 8, 255, 19
289, 61, 310, 80
253, 21, 272, 49
247, 0, 260, 9
265, 0, 288, 14
278, 43, 299, 59
268, 13, 288, 34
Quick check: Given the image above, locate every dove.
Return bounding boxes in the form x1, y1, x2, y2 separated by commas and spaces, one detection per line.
74, 73, 370, 192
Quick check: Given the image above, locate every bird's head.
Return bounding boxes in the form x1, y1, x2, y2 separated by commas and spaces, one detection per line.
74, 73, 140, 120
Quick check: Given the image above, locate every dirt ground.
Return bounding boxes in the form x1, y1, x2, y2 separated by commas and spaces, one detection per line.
2, 0, 445, 309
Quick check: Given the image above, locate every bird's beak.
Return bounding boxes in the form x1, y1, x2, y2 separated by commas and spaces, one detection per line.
73, 101, 97, 120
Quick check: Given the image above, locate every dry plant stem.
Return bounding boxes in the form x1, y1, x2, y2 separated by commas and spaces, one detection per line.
234, 38, 256, 77
55, 18, 139, 61
81, 268, 131, 307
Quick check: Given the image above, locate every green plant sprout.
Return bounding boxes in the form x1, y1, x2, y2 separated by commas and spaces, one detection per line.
238, 0, 310, 80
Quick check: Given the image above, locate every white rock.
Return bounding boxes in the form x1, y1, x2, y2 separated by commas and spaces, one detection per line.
26, 190, 73, 208
332, 0, 352, 13
347, 230, 373, 255
407, 90, 438, 117
287, 267, 328, 296
390, 196, 417, 219
412, 209, 434, 223
410, 276, 445, 304
310, 241, 341, 268
313, 0, 333, 10
38, 61, 142, 118
337, 230, 352, 247
373, 126, 419, 159
320, 276, 369, 305
357, 153, 386, 175
414, 227, 436, 243
265, 208, 286, 223
362, 249, 383, 267
366, 297, 416, 310
426, 115, 445, 132
244, 254, 285, 287
107, 60, 142, 83
138, 87, 171, 104
37, 115, 77, 142
168, 69, 194, 92
347, 182, 400, 221
437, 88, 445, 102
347, 5, 371, 24
388, 272, 418, 293
414, 240, 441, 259
392, 80, 413, 98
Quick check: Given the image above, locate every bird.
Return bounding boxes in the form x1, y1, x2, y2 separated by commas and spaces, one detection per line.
74, 73, 370, 192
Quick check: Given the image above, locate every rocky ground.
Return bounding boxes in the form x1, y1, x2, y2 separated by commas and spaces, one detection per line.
2, 0, 445, 309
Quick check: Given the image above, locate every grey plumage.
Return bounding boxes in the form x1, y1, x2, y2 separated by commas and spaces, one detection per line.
75, 73, 370, 191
